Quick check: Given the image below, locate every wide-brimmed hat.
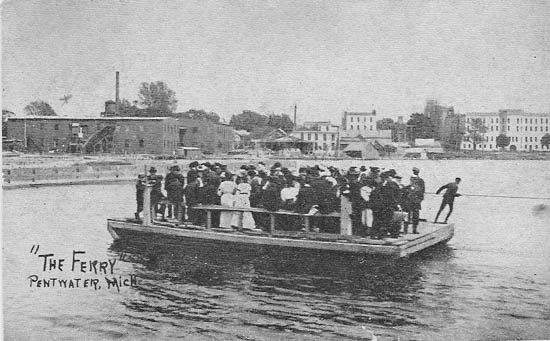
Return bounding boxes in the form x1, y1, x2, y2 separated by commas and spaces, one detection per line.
170, 165, 181, 171
197, 165, 207, 171
412, 167, 420, 173
149, 167, 157, 173
348, 166, 360, 175
189, 161, 199, 168
360, 166, 367, 171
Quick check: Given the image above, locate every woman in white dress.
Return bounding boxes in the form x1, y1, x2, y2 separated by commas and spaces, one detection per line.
231, 172, 258, 231
217, 173, 236, 229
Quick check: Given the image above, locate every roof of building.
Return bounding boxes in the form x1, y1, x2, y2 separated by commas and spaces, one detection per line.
8, 116, 175, 121
303, 121, 331, 125
466, 111, 550, 117
344, 111, 376, 116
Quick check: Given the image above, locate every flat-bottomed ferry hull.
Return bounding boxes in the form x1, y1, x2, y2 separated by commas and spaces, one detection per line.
107, 219, 454, 259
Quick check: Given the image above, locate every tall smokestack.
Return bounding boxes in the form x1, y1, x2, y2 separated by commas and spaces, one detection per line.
115, 71, 120, 115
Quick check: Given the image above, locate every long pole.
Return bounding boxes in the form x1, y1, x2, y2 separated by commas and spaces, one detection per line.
24, 117, 27, 148
115, 71, 120, 115
294, 104, 297, 129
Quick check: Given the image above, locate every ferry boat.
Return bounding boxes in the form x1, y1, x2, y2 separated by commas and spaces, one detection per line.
107, 185, 454, 259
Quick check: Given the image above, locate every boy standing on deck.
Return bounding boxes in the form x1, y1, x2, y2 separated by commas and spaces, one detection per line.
434, 177, 462, 224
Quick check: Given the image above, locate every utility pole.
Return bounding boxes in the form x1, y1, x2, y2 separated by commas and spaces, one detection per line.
115, 71, 120, 115
293, 104, 297, 129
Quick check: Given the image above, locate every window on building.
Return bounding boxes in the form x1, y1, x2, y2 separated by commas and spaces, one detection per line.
300, 133, 304, 140
139, 139, 144, 148
535, 145, 538, 149
535, 137, 538, 142
363, 117, 366, 122
370, 126, 373, 130
535, 127, 537, 131
530, 119, 532, 124
53, 139, 58, 147
323, 134, 327, 141
491, 118, 493, 123
496, 126, 498, 131
54, 124, 59, 130
331, 134, 335, 141
496, 118, 499, 123
350, 117, 353, 122
314, 133, 318, 140
370, 117, 373, 122
508, 126, 510, 131
363, 125, 366, 130
530, 137, 532, 142
308, 133, 311, 140
535, 119, 538, 124
517, 126, 519, 131
491, 126, 493, 131
489, 144, 492, 149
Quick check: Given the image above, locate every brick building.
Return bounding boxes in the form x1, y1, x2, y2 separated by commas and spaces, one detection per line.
7, 116, 179, 154
176, 118, 234, 154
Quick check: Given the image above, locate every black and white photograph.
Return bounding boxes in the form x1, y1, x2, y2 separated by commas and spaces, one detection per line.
2, 0, 550, 340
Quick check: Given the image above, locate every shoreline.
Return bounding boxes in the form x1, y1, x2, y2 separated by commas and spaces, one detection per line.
3, 152, 550, 189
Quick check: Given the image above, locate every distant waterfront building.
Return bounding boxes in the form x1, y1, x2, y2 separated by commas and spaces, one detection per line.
424, 100, 455, 140
461, 109, 550, 151
176, 118, 234, 154
7, 116, 179, 154
340, 111, 392, 148
290, 121, 340, 154
341, 111, 377, 135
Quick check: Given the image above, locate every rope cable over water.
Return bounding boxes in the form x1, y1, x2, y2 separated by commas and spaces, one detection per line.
425, 192, 550, 200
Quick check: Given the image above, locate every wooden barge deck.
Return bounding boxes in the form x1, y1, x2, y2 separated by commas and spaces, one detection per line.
107, 186, 454, 258
107, 219, 454, 258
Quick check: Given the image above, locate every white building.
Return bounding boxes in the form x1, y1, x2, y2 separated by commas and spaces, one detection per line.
461, 109, 550, 151
291, 121, 340, 154
341, 111, 376, 136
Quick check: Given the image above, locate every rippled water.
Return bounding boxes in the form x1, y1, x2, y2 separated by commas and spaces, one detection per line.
3, 160, 550, 340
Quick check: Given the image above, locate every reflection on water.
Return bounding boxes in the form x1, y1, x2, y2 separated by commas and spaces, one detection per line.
3, 160, 550, 340
110, 239, 447, 339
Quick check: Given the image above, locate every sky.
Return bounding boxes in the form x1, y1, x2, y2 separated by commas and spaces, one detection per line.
2, 0, 550, 123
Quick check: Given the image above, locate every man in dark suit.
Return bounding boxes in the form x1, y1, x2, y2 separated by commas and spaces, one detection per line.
371, 171, 400, 239
434, 177, 462, 224
405, 167, 425, 234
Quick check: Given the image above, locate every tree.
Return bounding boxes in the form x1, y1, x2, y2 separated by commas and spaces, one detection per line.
376, 118, 395, 130
464, 118, 487, 151
3, 110, 15, 137
138, 81, 177, 113
230, 110, 269, 131
495, 134, 511, 150
267, 114, 294, 132
406, 113, 436, 141
178, 109, 220, 123
24, 100, 57, 116
541, 133, 550, 150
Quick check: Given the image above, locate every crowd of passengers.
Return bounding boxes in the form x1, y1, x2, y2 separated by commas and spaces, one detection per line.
136, 160, 425, 239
